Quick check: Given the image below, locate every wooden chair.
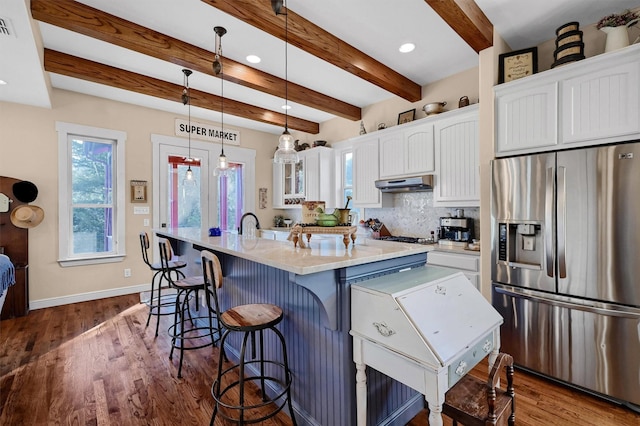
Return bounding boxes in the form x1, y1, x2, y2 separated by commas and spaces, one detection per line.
139, 231, 186, 337
442, 353, 515, 426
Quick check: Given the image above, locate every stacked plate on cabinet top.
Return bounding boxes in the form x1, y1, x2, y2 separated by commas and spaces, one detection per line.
552, 22, 585, 68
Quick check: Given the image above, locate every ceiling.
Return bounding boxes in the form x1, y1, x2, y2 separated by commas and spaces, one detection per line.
2, 0, 639, 136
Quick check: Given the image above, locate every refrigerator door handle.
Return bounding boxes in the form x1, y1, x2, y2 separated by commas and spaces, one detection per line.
545, 167, 554, 278
557, 166, 567, 278
494, 286, 640, 319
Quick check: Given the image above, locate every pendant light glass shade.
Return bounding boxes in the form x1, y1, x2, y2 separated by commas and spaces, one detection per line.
274, 129, 298, 163
213, 26, 231, 177
273, 0, 299, 164
182, 69, 196, 186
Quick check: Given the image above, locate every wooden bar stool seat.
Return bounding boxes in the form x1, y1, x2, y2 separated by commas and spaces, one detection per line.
204, 251, 296, 426
139, 231, 186, 337
442, 353, 515, 426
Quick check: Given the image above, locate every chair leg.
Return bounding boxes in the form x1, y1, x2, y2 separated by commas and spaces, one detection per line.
176, 289, 191, 379
146, 270, 162, 333
211, 329, 230, 426
271, 326, 297, 426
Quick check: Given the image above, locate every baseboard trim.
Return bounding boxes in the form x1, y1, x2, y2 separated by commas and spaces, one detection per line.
30, 283, 150, 310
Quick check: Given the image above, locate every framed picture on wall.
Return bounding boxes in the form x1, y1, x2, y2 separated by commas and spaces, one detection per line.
130, 180, 148, 203
498, 47, 538, 84
398, 109, 415, 125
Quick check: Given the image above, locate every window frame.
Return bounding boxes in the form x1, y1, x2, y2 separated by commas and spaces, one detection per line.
56, 121, 126, 267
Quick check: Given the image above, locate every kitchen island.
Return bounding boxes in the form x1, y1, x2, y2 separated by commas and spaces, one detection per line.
155, 228, 430, 426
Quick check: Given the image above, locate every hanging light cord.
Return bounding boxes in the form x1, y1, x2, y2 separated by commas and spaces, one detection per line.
219, 38, 224, 156
187, 78, 191, 160
284, 3, 288, 131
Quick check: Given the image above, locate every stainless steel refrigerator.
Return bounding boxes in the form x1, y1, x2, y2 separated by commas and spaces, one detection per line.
491, 141, 640, 410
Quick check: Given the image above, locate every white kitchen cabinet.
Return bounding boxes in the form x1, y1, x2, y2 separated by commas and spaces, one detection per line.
562, 60, 640, 145
272, 146, 334, 209
495, 80, 558, 155
434, 106, 480, 207
352, 136, 392, 208
379, 123, 434, 179
260, 229, 290, 241
427, 250, 480, 290
378, 131, 404, 178
495, 43, 640, 156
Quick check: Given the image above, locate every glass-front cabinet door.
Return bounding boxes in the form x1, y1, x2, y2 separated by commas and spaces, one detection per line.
273, 157, 305, 208
283, 160, 305, 204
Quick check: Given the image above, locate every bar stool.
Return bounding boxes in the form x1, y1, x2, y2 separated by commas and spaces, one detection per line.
158, 238, 221, 378
139, 231, 186, 337
202, 251, 296, 426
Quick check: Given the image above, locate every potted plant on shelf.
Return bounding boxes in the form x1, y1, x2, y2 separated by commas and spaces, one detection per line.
596, 9, 639, 52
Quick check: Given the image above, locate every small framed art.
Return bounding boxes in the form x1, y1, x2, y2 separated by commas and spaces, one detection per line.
130, 180, 148, 203
398, 109, 415, 125
498, 47, 538, 84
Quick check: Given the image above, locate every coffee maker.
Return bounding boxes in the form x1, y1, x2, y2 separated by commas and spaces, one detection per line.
438, 216, 473, 242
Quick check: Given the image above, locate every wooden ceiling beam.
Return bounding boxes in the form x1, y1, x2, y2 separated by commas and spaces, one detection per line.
44, 49, 320, 134
425, 0, 493, 53
201, 0, 423, 102
31, 0, 359, 122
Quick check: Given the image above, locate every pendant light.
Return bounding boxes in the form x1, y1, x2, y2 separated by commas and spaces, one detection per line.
273, 0, 299, 164
181, 68, 196, 185
213, 26, 230, 177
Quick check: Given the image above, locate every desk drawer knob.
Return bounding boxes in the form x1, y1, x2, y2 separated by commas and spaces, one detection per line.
372, 322, 395, 337
455, 361, 467, 376
482, 340, 492, 353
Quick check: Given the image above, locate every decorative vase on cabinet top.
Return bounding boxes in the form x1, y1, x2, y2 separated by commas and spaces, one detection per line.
601, 25, 630, 52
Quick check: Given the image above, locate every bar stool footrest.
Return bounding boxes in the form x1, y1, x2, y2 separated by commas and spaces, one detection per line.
212, 360, 293, 424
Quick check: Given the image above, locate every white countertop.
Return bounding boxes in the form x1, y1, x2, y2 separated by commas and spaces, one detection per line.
155, 228, 430, 275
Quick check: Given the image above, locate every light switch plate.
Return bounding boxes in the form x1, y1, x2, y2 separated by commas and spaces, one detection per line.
134, 206, 149, 215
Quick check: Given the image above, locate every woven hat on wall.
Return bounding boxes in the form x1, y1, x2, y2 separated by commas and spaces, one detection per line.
12, 181, 39, 203
10, 205, 44, 228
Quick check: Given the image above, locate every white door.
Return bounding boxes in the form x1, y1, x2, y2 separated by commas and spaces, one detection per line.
158, 143, 211, 231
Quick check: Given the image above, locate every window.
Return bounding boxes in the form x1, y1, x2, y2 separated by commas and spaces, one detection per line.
57, 122, 126, 266
217, 163, 244, 232
342, 151, 353, 206
167, 155, 202, 228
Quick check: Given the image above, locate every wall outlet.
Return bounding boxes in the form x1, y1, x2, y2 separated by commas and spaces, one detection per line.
143, 219, 150, 227
124, 268, 132, 277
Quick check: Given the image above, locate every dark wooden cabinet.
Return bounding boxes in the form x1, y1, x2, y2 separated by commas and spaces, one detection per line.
1, 176, 31, 319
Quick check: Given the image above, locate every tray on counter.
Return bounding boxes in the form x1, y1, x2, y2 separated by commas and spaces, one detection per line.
289, 225, 357, 249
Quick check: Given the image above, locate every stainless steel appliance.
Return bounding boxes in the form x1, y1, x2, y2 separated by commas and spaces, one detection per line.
439, 217, 473, 242
491, 142, 640, 409
374, 175, 433, 192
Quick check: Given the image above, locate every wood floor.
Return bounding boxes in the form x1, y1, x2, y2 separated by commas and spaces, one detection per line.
1, 294, 639, 425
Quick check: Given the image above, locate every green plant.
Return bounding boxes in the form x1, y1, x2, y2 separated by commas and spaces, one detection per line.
596, 10, 639, 29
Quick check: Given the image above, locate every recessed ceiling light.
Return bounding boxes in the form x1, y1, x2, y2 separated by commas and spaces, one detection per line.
281, 104, 291, 110
0, 79, 7, 85
399, 43, 415, 53
246, 55, 261, 64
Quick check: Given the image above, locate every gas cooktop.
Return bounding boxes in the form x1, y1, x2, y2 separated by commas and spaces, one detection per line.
376, 236, 435, 245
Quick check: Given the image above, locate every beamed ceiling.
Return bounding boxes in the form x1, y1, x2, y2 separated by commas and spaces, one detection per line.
2, 0, 638, 136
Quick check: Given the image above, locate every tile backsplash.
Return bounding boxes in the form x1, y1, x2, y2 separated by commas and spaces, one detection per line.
280, 192, 480, 240
362, 192, 479, 239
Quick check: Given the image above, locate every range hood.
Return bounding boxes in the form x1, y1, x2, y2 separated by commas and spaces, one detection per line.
375, 175, 433, 192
